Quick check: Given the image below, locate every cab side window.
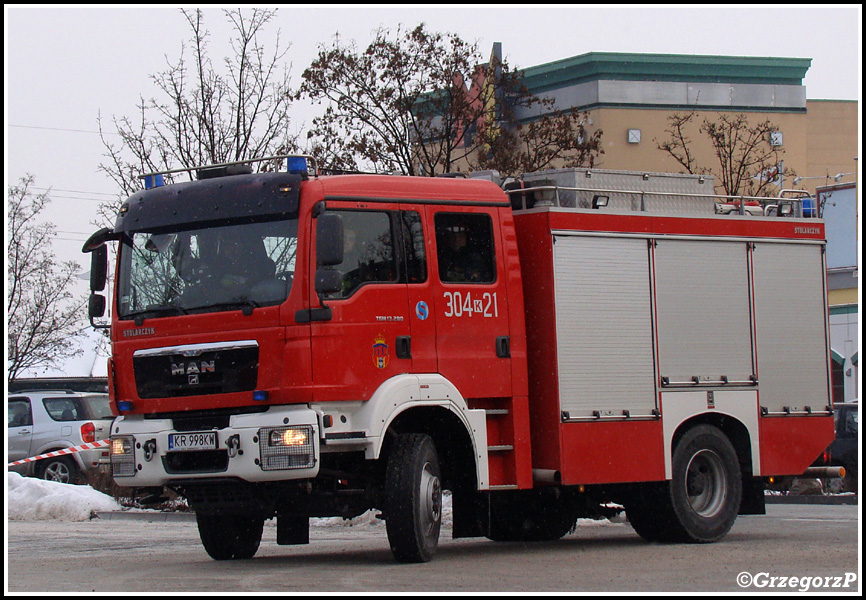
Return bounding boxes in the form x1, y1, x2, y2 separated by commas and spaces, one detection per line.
326, 210, 397, 298
8, 398, 33, 427
401, 211, 427, 284
435, 213, 496, 283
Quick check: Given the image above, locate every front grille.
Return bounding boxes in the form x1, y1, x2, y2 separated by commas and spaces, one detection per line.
133, 342, 259, 399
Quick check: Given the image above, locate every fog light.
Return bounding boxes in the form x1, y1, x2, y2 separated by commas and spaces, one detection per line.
110, 435, 136, 477
258, 426, 315, 471
270, 428, 309, 447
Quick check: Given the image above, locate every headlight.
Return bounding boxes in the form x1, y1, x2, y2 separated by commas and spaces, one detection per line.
258, 426, 315, 471
110, 435, 136, 477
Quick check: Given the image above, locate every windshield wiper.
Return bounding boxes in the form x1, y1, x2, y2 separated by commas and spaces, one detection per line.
128, 305, 188, 325
193, 299, 260, 316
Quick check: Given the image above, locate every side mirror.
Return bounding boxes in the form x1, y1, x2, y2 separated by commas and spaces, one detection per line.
89, 293, 106, 321
90, 245, 108, 292
82, 227, 114, 253
315, 269, 343, 295
316, 212, 344, 267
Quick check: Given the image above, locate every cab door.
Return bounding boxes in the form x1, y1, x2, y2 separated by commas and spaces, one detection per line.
428, 208, 512, 400
310, 203, 412, 403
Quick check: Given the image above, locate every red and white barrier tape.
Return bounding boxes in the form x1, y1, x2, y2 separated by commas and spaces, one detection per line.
7, 439, 110, 467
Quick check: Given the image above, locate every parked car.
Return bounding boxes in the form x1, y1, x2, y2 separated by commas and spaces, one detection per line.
813, 401, 858, 492
7, 390, 115, 484
715, 199, 765, 216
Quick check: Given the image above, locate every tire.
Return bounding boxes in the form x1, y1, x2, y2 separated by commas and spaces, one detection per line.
196, 513, 264, 560
625, 483, 674, 542
37, 456, 80, 485
384, 433, 443, 563
627, 425, 742, 543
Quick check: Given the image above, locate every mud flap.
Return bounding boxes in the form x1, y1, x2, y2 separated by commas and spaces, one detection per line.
739, 476, 766, 515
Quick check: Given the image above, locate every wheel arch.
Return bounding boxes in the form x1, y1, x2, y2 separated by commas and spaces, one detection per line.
671, 413, 754, 478
382, 405, 481, 495
31, 444, 87, 471
661, 391, 760, 479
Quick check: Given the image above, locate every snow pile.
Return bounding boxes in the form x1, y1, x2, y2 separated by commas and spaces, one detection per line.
7, 472, 122, 521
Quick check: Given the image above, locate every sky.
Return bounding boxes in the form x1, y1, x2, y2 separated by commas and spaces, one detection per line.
4, 5, 862, 376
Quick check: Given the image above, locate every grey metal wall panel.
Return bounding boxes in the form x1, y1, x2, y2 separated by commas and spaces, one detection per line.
752, 243, 830, 412
598, 80, 688, 105
553, 235, 657, 418
687, 83, 733, 106
819, 186, 857, 269
654, 240, 754, 383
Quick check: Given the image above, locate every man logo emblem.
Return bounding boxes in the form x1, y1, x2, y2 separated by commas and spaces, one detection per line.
189, 374, 199, 385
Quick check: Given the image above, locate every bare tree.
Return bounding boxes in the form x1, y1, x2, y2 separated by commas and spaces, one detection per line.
98, 8, 298, 223
7, 176, 86, 382
656, 111, 791, 197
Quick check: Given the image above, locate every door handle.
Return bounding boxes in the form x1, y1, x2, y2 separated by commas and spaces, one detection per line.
496, 336, 511, 359
396, 335, 412, 359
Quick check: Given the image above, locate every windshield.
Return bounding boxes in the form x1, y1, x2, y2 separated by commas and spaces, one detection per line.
117, 219, 298, 318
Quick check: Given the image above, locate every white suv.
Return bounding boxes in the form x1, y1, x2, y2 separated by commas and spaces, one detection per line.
8, 390, 115, 484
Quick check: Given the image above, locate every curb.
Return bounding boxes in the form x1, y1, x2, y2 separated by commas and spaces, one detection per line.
765, 494, 857, 506
95, 511, 197, 522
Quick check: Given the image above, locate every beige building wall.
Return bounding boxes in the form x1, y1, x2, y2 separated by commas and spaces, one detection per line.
576, 105, 854, 197
805, 100, 859, 188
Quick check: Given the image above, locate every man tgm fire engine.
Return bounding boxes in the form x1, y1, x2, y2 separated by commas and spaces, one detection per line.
84, 156, 835, 563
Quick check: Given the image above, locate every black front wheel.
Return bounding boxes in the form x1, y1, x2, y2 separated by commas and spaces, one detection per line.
384, 433, 443, 563
196, 513, 264, 560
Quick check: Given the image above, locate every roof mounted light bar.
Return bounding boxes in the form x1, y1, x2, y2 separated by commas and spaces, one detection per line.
138, 155, 318, 188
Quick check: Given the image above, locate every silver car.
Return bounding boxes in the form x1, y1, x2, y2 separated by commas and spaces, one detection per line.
8, 390, 115, 484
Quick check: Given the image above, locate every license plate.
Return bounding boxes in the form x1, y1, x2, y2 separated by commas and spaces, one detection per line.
168, 431, 217, 452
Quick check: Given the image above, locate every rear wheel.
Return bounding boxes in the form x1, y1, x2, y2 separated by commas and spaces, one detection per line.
384, 433, 442, 563
37, 456, 80, 485
196, 513, 264, 560
627, 425, 742, 543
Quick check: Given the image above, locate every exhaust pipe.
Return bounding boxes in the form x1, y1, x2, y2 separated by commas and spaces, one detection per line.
532, 469, 562, 484
799, 466, 846, 479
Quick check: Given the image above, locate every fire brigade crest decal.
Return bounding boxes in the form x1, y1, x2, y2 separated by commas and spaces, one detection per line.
372, 334, 389, 369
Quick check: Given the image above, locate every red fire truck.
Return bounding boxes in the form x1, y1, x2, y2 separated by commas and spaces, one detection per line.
84, 157, 835, 563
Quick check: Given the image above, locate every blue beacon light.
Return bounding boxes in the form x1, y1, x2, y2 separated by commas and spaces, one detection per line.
143, 174, 165, 190
285, 156, 308, 175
